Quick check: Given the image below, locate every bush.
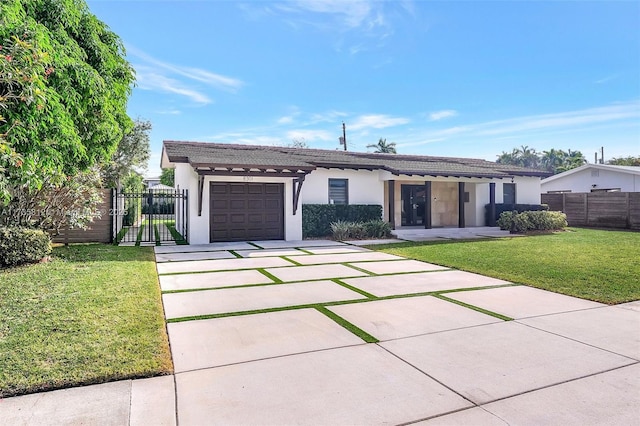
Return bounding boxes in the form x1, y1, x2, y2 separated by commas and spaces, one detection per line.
0, 227, 51, 267
497, 210, 567, 233
485, 203, 548, 226
363, 219, 392, 238
330, 219, 392, 240
303, 204, 382, 238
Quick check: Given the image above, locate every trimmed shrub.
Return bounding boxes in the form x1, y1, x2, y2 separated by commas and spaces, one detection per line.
362, 219, 392, 238
497, 210, 568, 233
0, 227, 52, 267
303, 204, 383, 238
330, 219, 392, 240
485, 203, 548, 226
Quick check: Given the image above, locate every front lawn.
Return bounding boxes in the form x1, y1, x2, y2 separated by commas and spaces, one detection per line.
0, 244, 172, 398
371, 228, 640, 304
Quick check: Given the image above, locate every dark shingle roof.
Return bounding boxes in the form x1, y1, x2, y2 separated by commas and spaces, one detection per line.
163, 141, 550, 178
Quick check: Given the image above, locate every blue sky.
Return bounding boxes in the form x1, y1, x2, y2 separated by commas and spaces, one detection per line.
87, 0, 640, 177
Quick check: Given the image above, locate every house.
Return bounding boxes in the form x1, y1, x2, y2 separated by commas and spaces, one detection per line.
161, 141, 548, 244
541, 164, 640, 194
143, 176, 161, 189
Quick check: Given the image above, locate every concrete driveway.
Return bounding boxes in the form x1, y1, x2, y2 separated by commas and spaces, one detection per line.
2, 240, 639, 425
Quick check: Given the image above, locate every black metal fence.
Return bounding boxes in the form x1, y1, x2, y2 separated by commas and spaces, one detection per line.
112, 188, 188, 244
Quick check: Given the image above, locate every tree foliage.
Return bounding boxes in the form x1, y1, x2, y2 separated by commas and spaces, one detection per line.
497, 146, 586, 174
286, 138, 309, 149
367, 138, 397, 154
607, 156, 640, 166
160, 168, 174, 187
0, 35, 50, 204
0, 0, 134, 202
0, 166, 102, 234
101, 119, 151, 188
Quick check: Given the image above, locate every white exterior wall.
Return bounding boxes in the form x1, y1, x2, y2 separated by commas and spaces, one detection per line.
174, 164, 301, 244
512, 176, 542, 204
301, 168, 385, 206
541, 168, 640, 193
175, 162, 544, 243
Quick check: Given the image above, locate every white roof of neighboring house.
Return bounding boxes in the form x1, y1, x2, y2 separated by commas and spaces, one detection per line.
148, 183, 174, 191
541, 164, 640, 184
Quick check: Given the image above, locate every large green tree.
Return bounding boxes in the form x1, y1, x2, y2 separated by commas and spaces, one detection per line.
367, 138, 397, 154
608, 156, 640, 166
101, 119, 151, 188
498, 146, 586, 174
0, 0, 134, 201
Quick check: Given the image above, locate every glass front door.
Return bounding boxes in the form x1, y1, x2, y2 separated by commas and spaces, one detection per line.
401, 185, 426, 226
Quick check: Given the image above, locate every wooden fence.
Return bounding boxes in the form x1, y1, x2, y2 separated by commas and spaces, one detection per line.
52, 189, 112, 244
541, 192, 640, 230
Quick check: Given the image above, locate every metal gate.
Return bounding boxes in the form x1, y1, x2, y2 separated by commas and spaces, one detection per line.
112, 188, 188, 245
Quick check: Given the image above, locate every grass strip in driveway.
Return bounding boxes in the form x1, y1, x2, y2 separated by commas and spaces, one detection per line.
433, 294, 514, 321
0, 244, 172, 398
370, 228, 640, 304
315, 306, 379, 343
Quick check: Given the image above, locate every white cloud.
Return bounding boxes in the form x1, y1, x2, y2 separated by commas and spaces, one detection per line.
350, 114, 410, 130
286, 129, 333, 141
475, 102, 640, 136
429, 109, 458, 121
396, 101, 640, 149
128, 45, 244, 92
135, 68, 212, 104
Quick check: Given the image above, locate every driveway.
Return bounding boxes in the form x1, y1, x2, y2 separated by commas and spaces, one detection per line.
2, 240, 639, 425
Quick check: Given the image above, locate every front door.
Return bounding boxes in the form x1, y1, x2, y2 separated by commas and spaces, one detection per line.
401, 185, 426, 226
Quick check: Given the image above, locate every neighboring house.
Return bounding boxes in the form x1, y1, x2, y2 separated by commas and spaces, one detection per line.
148, 183, 174, 191
143, 176, 161, 189
541, 164, 640, 194
161, 141, 548, 243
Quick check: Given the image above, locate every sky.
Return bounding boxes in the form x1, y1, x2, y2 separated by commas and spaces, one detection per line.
87, 0, 640, 177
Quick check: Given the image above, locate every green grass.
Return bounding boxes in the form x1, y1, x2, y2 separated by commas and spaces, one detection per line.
0, 244, 173, 397
369, 228, 640, 304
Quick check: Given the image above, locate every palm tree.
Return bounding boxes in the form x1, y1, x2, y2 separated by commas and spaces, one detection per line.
541, 149, 567, 173
367, 138, 397, 154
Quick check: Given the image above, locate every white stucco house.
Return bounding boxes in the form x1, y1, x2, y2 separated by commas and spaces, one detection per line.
541, 164, 640, 194
161, 141, 548, 244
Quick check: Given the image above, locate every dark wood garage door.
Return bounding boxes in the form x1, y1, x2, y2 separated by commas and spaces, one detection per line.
209, 183, 284, 242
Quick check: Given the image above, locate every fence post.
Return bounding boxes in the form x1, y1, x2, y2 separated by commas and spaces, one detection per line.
584, 193, 588, 226
626, 192, 631, 229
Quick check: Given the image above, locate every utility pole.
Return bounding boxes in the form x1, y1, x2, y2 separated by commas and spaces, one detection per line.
339, 122, 347, 151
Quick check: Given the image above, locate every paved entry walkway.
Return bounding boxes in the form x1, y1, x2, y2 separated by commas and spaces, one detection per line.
2, 240, 639, 425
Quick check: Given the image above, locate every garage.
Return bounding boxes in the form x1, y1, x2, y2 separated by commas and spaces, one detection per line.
209, 182, 284, 242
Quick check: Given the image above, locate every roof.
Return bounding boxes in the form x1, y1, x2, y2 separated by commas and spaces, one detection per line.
541, 163, 640, 184
148, 183, 174, 191
162, 141, 550, 179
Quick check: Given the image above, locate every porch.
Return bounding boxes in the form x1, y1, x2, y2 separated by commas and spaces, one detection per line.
391, 226, 512, 241
384, 180, 498, 229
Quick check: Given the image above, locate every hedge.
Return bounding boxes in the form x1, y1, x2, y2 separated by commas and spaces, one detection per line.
302, 204, 383, 238
485, 203, 548, 226
0, 227, 52, 267
497, 210, 568, 233
330, 219, 392, 240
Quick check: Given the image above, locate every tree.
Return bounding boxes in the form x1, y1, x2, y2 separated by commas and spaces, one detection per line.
287, 138, 308, 149
0, 166, 103, 234
1, 0, 134, 202
497, 146, 585, 174
608, 156, 640, 166
101, 119, 151, 188
367, 138, 397, 154
0, 35, 50, 204
160, 168, 175, 187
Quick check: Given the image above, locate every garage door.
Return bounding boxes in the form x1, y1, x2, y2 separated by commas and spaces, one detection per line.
209, 183, 284, 242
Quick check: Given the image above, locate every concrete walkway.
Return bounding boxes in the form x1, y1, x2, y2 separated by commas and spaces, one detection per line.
2, 240, 639, 425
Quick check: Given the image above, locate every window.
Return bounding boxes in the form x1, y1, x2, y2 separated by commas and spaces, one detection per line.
503, 183, 516, 205
328, 179, 348, 205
